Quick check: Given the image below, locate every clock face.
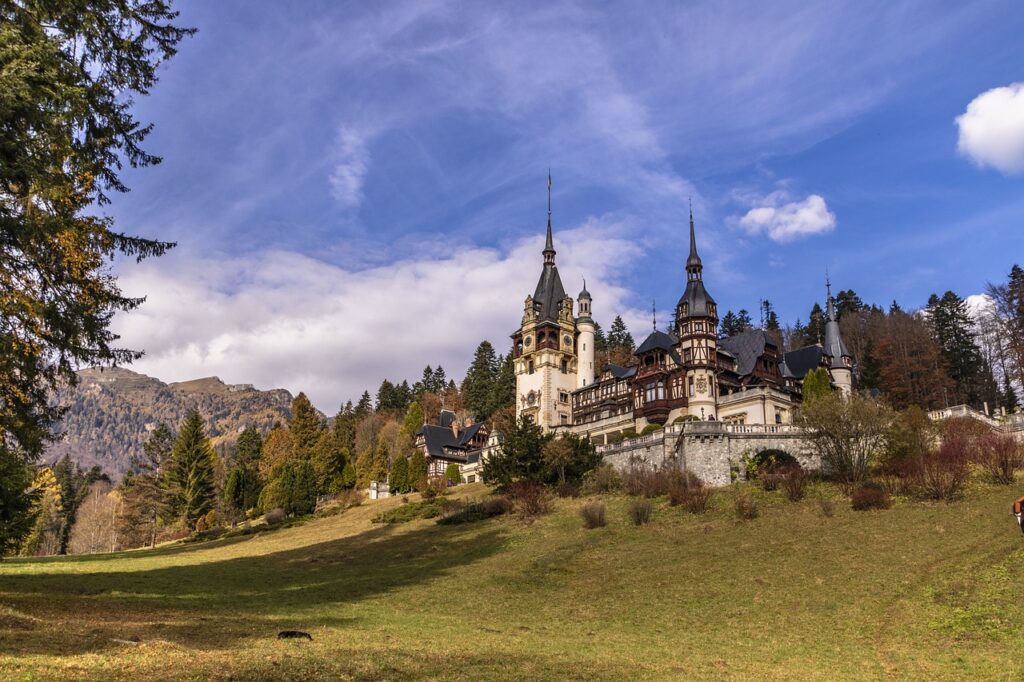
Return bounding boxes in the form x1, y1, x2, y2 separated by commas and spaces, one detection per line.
524, 336, 532, 347
563, 335, 572, 346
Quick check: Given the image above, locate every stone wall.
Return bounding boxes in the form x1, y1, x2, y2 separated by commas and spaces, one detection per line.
596, 422, 819, 486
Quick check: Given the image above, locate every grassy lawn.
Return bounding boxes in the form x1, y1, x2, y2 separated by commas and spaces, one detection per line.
1, 480, 1023, 680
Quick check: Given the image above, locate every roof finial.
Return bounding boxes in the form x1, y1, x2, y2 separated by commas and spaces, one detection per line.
543, 171, 555, 265
652, 299, 657, 332
686, 197, 702, 273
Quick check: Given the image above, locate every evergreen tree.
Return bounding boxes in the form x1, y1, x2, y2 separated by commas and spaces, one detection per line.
720, 310, 740, 337
593, 322, 608, 353
462, 341, 499, 421
355, 391, 373, 417
802, 368, 832, 402
607, 316, 635, 352
258, 425, 293, 481
389, 457, 410, 493
310, 430, 348, 494
835, 289, 865, 319
482, 416, 551, 487
408, 450, 428, 490
926, 291, 994, 409
762, 300, 781, 331
0, 3, 194, 525
260, 460, 317, 516
444, 463, 462, 486
490, 353, 516, 415
332, 402, 357, 457
119, 424, 175, 546
398, 401, 425, 458
736, 309, 753, 331
288, 393, 324, 460
167, 410, 217, 529
802, 303, 826, 346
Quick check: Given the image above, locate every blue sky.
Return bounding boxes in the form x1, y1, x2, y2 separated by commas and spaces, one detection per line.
108, 0, 1024, 411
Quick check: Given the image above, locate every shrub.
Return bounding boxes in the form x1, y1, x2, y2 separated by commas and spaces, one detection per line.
640, 423, 663, 435
336, 488, 364, 509
780, 466, 808, 502
851, 481, 891, 511
373, 499, 444, 524
734, 491, 759, 520
978, 433, 1022, 485
628, 499, 652, 526
667, 470, 710, 513
621, 428, 638, 440
905, 443, 970, 501
582, 463, 620, 494
579, 502, 607, 529
437, 496, 512, 525
556, 481, 581, 498
673, 415, 698, 424
444, 463, 462, 486
605, 431, 623, 445
264, 508, 286, 525
817, 496, 834, 518
507, 481, 553, 517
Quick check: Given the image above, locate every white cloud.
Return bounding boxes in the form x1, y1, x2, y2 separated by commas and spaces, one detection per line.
956, 82, 1024, 174
329, 126, 370, 207
111, 220, 644, 413
737, 193, 836, 242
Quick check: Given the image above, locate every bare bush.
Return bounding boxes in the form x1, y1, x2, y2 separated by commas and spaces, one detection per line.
582, 463, 620, 494
978, 433, 1022, 484
905, 442, 971, 501
507, 481, 553, 517
579, 502, 607, 529
851, 481, 891, 511
264, 508, 286, 524
798, 391, 891, 484
734, 491, 759, 520
780, 466, 808, 502
628, 500, 652, 526
667, 470, 711, 513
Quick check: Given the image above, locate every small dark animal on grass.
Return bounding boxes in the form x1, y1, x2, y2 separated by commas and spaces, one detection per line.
278, 630, 312, 641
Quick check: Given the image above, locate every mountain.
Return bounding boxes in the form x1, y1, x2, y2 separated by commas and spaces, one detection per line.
46, 368, 298, 480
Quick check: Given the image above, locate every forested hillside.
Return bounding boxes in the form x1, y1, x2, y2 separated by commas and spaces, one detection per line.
46, 368, 297, 480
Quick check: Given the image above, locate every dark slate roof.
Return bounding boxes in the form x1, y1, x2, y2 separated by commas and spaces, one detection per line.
532, 263, 566, 324
635, 330, 678, 355
677, 209, 716, 317
783, 345, 825, 379
605, 364, 637, 380
439, 409, 457, 428
718, 329, 776, 376
419, 422, 484, 462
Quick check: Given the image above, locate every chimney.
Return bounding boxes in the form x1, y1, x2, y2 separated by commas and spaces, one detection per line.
451, 420, 460, 437
464, 417, 473, 428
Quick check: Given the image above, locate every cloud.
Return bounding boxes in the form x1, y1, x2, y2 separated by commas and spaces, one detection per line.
329, 126, 370, 207
111, 219, 645, 412
736, 193, 836, 242
956, 82, 1024, 174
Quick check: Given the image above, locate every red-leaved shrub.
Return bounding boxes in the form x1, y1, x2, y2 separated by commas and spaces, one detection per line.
851, 481, 891, 511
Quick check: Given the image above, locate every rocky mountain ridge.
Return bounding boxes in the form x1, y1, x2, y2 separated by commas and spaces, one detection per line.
46, 367, 299, 480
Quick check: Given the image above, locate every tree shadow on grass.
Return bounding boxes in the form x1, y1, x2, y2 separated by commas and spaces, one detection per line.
0, 520, 509, 657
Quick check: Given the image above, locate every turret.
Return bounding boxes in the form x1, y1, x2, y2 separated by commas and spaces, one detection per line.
511, 173, 579, 430
675, 205, 719, 420
576, 281, 595, 388
823, 276, 853, 395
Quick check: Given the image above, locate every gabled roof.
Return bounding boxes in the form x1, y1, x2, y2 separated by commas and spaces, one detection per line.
604, 364, 637, 380
783, 345, 825, 379
718, 329, 776, 376
635, 330, 678, 355
419, 422, 485, 462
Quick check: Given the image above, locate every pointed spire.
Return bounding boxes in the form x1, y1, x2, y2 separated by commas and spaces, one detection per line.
686, 198, 703, 276
652, 299, 657, 332
825, 269, 837, 321
543, 170, 555, 265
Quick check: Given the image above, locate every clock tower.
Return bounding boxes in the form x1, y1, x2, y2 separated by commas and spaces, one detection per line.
511, 175, 578, 430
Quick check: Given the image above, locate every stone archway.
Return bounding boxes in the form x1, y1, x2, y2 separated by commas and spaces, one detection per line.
748, 448, 801, 479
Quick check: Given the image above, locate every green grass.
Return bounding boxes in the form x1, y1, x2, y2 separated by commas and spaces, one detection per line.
1, 481, 1024, 680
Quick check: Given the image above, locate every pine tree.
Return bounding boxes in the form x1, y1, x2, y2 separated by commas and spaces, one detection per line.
167, 411, 217, 529
607, 316, 635, 352
332, 402, 357, 456
490, 353, 516, 415
408, 450, 428, 491
835, 290, 865, 319
736, 309, 753, 331
802, 368, 832, 402
482, 416, 551, 487
389, 457, 409, 493
355, 391, 373, 417
398, 401, 425, 458
462, 341, 499, 421
926, 291, 994, 409
802, 303, 826, 346
288, 393, 324, 460
119, 424, 175, 546
720, 311, 739, 337
310, 430, 347, 494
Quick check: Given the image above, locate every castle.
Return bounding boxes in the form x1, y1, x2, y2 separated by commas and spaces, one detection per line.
510, 186, 855, 482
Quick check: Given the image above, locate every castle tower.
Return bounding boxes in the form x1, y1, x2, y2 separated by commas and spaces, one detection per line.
823, 276, 854, 395
675, 207, 719, 420
511, 174, 578, 430
576, 281, 595, 388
